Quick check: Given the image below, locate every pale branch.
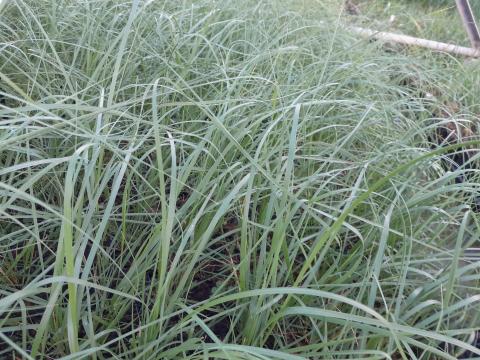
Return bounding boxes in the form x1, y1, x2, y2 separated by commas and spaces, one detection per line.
349, 26, 480, 58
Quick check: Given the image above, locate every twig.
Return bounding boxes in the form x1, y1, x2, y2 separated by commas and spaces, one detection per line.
349, 26, 480, 58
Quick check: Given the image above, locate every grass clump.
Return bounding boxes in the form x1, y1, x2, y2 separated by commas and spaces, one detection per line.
1, 0, 480, 359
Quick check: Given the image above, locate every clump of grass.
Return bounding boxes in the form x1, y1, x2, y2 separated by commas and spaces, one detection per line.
1, 0, 480, 359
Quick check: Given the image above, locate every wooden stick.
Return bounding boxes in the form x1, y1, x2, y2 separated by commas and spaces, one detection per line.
455, 0, 480, 49
349, 26, 480, 58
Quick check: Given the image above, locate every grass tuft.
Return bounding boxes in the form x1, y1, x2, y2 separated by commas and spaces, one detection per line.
1, 0, 480, 358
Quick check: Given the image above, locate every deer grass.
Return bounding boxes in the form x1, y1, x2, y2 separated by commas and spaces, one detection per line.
1, 0, 480, 359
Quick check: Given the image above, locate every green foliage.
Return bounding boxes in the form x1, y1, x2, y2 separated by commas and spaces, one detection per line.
0, 0, 479, 359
